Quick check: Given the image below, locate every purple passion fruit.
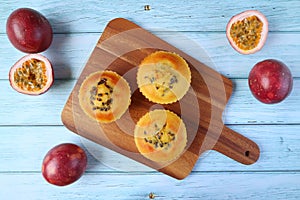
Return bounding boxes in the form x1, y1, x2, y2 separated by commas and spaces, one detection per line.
6, 8, 53, 53
248, 59, 293, 104
9, 54, 54, 95
42, 143, 88, 186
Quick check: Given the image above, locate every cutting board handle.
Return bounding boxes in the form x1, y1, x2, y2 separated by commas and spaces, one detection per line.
213, 125, 260, 165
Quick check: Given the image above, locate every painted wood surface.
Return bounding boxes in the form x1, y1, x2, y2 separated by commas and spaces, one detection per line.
0, 125, 299, 172
1, 0, 300, 32
1, 173, 300, 200
1, 33, 300, 80
0, 0, 299, 199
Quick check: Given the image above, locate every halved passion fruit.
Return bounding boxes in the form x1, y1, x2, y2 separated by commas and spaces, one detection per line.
226, 10, 268, 54
9, 54, 54, 95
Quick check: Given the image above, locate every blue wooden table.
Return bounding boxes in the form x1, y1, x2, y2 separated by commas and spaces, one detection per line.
1, 0, 299, 199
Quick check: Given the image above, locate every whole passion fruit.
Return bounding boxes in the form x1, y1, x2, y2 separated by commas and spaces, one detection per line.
6, 8, 53, 53
9, 54, 54, 95
42, 143, 88, 186
248, 59, 293, 104
226, 10, 268, 54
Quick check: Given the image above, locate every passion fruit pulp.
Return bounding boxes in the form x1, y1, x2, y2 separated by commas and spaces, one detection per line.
226, 10, 268, 54
9, 54, 54, 95
6, 8, 53, 53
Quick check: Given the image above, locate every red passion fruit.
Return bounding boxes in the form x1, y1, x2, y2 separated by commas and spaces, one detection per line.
42, 143, 88, 186
226, 10, 268, 54
248, 59, 293, 104
6, 8, 53, 53
9, 54, 54, 95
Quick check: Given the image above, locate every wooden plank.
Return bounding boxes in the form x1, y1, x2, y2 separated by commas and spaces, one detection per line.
0, 34, 96, 80
0, 125, 299, 172
0, 172, 299, 200
0, 80, 73, 126
224, 77, 300, 125
1, 32, 299, 80
0, 78, 299, 125
1, 0, 300, 33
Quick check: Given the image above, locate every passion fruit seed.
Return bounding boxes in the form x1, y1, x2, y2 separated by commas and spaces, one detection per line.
90, 78, 114, 112
144, 123, 176, 149
14, 58, 48, 92
149, 192, 156, 199
230, 16, 263, 50
144, 67, 179, 97
230, 16, 263, 51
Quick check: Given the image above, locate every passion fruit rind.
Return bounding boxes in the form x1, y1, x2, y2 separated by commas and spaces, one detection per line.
137, 51, 191, 104
226, 10, 268, 54
9, 54, 54, 95
78, 70, 131, 123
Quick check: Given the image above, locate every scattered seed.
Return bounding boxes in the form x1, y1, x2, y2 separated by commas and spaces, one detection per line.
149, 192, 155, 199
144, 5, 151, 11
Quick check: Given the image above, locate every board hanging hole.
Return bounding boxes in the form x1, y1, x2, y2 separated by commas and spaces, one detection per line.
245, 150, 250, 157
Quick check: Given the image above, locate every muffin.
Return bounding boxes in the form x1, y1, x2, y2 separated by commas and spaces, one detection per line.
78, 70, 131, 123
137, 51, 191, 104
134, 109, 187, 163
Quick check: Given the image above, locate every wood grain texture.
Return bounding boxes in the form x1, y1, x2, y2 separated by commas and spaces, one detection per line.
61, 18, 260, 179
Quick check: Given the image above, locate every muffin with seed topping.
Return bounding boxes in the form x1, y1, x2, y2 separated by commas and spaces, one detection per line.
134, 109, 187, 163
78, 70, 131, 123
137, 51, 191, 104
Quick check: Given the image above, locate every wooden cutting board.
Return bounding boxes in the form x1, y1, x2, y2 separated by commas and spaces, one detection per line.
61, 18, 260, 179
